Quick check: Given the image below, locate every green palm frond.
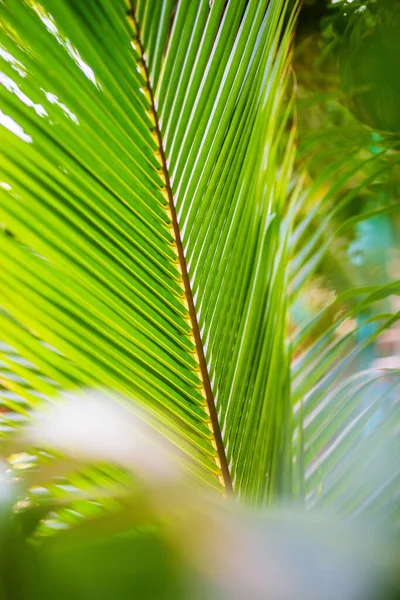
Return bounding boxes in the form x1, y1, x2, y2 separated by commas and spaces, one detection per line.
289, 146, 400, 521
1, 0, 399, 526
0, 0, 299, 503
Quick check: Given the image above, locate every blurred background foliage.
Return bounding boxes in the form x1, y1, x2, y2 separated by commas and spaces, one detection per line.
292, 0, 400, 337
289, 0, 400, 517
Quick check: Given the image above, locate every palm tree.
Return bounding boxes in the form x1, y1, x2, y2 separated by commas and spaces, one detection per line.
0, 0, 399, 591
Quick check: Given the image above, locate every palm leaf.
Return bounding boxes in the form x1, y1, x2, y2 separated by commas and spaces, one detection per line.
0, 0, 299, 502
3, 0, 399, 525
289, 140, 400, 521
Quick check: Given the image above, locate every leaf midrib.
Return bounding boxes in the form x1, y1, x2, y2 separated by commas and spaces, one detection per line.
128, 7, 232, 493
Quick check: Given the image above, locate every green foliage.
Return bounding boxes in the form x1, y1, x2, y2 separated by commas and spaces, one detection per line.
0, 0, 298, 504
0, 394, 399, 600
338, 2, 400, 134
0, 0, 399, 567
290, 0, 400, 519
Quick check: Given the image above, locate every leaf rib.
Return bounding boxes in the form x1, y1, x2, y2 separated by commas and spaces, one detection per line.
129, 7, 232, 493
